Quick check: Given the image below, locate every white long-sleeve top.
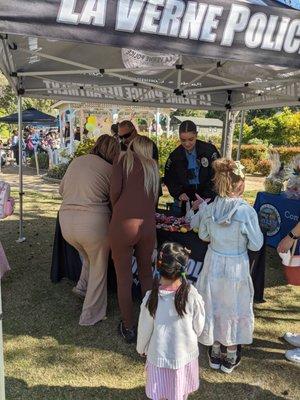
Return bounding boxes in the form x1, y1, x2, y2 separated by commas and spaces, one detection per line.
136, 285, 205, 369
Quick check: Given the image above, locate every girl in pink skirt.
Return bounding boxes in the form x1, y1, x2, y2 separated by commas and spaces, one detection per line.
137, 242, 205, 400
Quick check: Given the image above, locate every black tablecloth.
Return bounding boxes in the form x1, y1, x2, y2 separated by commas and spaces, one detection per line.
51, 213, 263, 299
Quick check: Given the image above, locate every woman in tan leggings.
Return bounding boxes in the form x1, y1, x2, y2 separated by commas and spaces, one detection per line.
109, 135, 160, 343
59, 135, 119, 326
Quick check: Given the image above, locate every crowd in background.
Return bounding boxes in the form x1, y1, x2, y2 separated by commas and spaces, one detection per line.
0, 125, 83, 167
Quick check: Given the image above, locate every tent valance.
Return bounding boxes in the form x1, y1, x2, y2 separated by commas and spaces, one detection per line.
0, 1, 299, 111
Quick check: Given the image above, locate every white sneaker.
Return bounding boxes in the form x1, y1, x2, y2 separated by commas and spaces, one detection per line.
283, 332, 300, 347
285, 348, 300, 364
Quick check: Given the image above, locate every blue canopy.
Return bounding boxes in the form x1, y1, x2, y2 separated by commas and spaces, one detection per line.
0, 108, 56, 125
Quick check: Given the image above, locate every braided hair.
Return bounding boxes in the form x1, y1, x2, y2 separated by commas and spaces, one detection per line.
146, 242, 191, 318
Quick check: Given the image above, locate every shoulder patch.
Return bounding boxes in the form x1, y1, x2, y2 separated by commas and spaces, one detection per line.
211, 152, 219, 161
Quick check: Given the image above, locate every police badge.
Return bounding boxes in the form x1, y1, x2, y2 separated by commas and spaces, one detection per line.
201, 157, 209, 167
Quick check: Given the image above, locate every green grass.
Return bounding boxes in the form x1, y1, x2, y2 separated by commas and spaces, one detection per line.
0, 189, 299, 400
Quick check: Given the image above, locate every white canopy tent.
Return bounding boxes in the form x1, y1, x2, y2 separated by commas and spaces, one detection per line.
1, 1, 300, 395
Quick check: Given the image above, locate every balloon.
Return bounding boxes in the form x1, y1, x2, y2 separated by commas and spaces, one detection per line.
87, 116, 97, 125
85, 123, 96, 132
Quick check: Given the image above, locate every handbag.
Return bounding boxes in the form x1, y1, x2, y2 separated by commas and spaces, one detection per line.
280, 240, 300, 286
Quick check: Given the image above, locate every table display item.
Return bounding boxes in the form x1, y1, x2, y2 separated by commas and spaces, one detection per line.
286, 155, 300, 200
155, 213, 191, 233
264, 150, 286, 194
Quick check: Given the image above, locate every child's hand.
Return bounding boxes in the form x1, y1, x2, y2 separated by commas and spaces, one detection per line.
140, 353, 146, 358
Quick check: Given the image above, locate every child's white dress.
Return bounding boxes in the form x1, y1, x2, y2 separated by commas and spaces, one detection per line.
195, 197, 263, 346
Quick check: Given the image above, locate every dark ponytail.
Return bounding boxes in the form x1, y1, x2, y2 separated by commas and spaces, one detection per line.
175, 274, 190, 318
146, 242, 191, 318
146, 274, 160, 318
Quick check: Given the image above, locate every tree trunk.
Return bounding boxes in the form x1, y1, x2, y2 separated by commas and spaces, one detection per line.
223, 110, 239, 159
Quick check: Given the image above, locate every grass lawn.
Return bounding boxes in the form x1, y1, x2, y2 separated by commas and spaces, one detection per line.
0, 172, 299, 400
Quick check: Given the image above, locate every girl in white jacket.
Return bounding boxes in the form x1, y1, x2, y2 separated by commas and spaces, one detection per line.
137, 242, 205, 400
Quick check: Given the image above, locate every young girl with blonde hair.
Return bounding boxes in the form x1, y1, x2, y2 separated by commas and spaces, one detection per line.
109, 135, 160, 343
195, 158, 263, 373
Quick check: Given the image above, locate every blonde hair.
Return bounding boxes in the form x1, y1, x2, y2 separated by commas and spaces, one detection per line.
213, 158, 245, 197
121, 135, 159, 199
90, 134, 120, 164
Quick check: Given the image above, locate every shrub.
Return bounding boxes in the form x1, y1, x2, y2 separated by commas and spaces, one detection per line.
240, 158, 256, 174
232, 144, 268, 163
152, 136, 179, 176
256, 159, 271, 176
276, 146, 300, 164
29, 152, 49, 170
47, 163, 69, 180
73, 138, 96, 158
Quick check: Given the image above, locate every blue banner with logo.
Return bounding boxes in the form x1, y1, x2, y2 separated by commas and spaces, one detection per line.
254, 192, 300, 250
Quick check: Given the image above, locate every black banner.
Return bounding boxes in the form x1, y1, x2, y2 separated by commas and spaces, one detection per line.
0, 0, 300, 67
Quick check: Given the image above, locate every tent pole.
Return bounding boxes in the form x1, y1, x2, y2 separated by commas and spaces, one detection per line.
79, 108, 84, 142
221, 109, 230, 157
0, 279, 6, 400
17, 95, 25, 243
237, 110, 246, 161
155, 109, 160, 145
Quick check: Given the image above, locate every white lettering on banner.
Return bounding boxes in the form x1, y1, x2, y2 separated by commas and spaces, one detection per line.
245, 13, 268, 49
274, 17, 290, 51
43, 80, 212, 106
179, 3, 207, 40
116, 0, 146, 32
200, 5, 223, 43
141, 0, 164, 34
284, 19, 300, 53
56, 0, 300, 56
57, 0, 80, 24
261, 15, 279, 50
221, 5, 250, 46
158, 0, 185, 37
284, 211, 299, 222
80, 0, 107, 26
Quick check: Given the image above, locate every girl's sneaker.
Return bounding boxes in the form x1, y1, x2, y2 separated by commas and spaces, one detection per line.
221, 353, 241, 374
208, 346, 221, 370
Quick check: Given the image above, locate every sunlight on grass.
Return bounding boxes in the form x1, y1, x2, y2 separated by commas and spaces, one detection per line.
0, 176, 299, 400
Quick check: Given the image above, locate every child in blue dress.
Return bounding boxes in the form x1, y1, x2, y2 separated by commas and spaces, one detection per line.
195, 158, 263, 373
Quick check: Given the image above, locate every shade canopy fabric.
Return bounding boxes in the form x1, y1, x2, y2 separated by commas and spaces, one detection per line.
0, 108, 56, 124
0, 0, 300, 111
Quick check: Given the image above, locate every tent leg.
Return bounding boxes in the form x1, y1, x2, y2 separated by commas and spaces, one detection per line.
221, 109, 230, 157
0, 280, 6, 400
237, 110, 246, 161
17, 95, 25, 243
155, 108, 160, 145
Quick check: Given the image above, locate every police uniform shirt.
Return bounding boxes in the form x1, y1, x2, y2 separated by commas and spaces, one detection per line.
164, 140, 220, 201
185, 148, 200, 186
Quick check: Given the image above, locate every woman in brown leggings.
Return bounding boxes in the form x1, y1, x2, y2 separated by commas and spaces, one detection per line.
109, 135, 160, 343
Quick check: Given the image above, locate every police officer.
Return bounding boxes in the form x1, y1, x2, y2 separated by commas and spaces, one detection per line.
164, 120, 220, 215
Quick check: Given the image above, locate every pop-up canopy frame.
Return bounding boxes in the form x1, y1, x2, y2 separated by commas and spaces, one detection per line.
0, 2, 300, 398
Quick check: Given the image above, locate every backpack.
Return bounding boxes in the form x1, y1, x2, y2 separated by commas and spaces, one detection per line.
0, 181, 15, 219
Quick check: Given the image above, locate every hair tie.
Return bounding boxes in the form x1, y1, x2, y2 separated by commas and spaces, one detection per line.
155, 269, 161, 280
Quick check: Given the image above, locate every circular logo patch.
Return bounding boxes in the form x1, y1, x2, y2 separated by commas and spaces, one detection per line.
201, 157, 209, 167
258, 204, 281, 236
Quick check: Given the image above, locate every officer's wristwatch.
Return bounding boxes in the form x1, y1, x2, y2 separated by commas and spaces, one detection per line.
288, 231, 299, 240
